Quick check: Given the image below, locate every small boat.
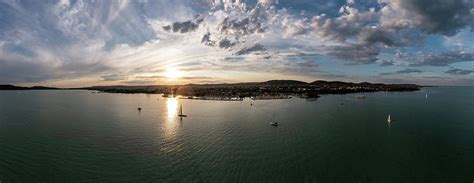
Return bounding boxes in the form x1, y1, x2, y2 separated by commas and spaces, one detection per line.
356, 95, 366, 99
387, 114, 391, 123
425, 93, 428, 99
269, 114, 278, 126
178, 104, 187, 117
137, 107, 142, 111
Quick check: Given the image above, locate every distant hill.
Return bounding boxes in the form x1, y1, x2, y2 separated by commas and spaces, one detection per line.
0, 85, 58, 90
85, 79, 421, 96
2, 79, 420, 93
309, 80, 418, 88
310, 80, 350, 86
0, 85, 26, 90
87, 79, 420, 89
260, 80, 308, 86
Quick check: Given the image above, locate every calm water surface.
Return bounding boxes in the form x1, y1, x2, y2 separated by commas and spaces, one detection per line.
0, 87, 473, 182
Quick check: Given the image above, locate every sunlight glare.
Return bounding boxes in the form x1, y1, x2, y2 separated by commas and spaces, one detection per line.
165, 68, 182, 80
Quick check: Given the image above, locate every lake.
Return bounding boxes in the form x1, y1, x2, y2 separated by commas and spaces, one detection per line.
0, 87, 473, 182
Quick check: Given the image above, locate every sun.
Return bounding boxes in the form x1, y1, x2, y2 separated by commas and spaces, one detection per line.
164, 68, 182, 80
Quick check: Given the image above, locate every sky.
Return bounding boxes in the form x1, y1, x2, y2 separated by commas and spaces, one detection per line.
0, 0, 473, 87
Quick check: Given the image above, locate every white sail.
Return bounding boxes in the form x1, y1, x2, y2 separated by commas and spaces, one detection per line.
387, 114, 391, 123
178, 104, 187, 117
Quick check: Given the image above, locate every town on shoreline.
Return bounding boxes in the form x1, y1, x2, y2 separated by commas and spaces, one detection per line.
82, 80, 421, 100
1, 80, 422, 100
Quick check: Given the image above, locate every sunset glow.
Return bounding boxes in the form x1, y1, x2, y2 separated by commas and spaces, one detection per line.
164, 68, 183, 80
0, 0, 472, 87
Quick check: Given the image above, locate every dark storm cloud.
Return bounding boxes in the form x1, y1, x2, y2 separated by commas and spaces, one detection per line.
445, 68, 474, 75
163, 16, 204, 33
392, 0, 474, 35
380, 69, 423, 75
411, 51, 474, 66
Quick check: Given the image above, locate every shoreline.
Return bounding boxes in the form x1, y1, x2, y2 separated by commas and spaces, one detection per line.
85, 88, 421, 101
1, 80, 423, 101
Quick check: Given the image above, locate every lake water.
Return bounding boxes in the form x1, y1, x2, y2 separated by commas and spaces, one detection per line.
0, 87, 473, 182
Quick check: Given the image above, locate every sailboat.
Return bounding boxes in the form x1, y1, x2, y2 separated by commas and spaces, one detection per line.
178, 104, 187, 117
269, 114, 278, 127
387, 114, 391, 123
425, 93, 428, 99
269, 121, 278, 127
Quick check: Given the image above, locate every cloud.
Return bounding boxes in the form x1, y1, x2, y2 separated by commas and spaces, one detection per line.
295, 60, 319, 68
284, 18, 309, 36
379, 0, 474, 36
234, 44, 266, 55
285, 25, 308, 36
134, 76, 166, 79
220, 16, 265, 36
378, 60, 395, 66
310, 6, 379, 42
101, 74, 129, 81
360, 28, 396, 47
200, 32, 215, 46
218, 38, 236, 49
181, 76, 214, 80
326, 44, 381, 64
411, 51, 474, 66
445, 68, 474, 75
380, 68, 423, 75
0, 57, 109, 84
163, 16, 204, 33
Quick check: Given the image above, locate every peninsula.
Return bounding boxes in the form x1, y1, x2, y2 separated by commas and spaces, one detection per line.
0, 85, 59, 90
83, 80, 421, 100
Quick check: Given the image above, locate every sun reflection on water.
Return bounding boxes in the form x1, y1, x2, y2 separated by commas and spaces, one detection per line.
166, 97, 178, 119
162, 97, 180, 142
